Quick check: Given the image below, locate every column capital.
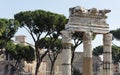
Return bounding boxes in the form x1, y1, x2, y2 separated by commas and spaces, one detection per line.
83, 32, 93, 45
61, 30, 73, 44
103, 33, 112, 42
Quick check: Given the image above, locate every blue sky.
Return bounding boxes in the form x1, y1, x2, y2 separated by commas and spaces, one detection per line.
0, 0, 120, 51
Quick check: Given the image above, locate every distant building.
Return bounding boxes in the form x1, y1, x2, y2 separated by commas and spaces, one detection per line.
113, 63, 120, 75
14, 35, 34, 48
15, 35, 27, 45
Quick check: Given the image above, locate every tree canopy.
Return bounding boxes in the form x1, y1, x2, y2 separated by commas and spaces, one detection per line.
14, 10, 66, 41
93, 45, 120, 63
110, 28, 120, 40
4, 41, 35, 74
6, 41, 35, 62
0, 18, 19, 41
0, 18, 19, 55
39, 37, 62, 51
14, 9, 67, 75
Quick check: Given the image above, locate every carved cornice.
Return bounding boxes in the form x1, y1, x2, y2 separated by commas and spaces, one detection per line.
66, 6, 111, 34
69, 6, 111, 19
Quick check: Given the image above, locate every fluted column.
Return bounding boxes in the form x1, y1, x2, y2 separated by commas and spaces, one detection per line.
103, 33, 113, 75
61, 30, 73, 75
83, 32, 93, 75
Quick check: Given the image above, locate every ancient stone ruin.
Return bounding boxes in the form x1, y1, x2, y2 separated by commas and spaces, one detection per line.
61, 6, 112, 75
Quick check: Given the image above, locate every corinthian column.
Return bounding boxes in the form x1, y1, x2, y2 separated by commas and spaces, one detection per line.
83, 32, 93, 75
61, 30, 73, 75
103, 33, 113, 75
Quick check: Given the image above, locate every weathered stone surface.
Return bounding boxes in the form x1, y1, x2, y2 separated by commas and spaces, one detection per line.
66, 6, 111, 34
61, 30, 72, 75
103, 33, 113, 75
83, 32, 93, 75
0, 61, 16, 75
69, 6, 110, 19
83, 32, 93, 57
61, 30, 73, 43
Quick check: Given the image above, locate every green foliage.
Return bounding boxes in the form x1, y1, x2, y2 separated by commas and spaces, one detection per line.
23, 45, 35, 62
0, 40, 5, 49
14, 10, 67, 36
0, 19, 6, 35
73, 68, 82, 75
112, 45, 120, 63
5, 42, 35, 62
0, 18, 19, 40
92, 45, 103, 56
14, 44, 35, 62
14, 44, 25, 61
72, 32, 83, 49
110, 28, 120, 63
93, 45, 120, 63
6, 41, 16, 53
0, 18, 20, 55
39, 37, 62, 51
50, 38, 62, 51
110, 28, 120, 40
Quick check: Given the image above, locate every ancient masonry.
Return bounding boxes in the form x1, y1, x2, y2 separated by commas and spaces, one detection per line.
61, 6, 112, 75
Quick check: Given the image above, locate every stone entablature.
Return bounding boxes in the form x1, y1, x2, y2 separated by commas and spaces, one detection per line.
66, 6, 111, 34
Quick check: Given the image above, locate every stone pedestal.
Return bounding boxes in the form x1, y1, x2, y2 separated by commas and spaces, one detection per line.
61, 30, 72, 75
103, 33, 113, 75
83, 32, 92, 75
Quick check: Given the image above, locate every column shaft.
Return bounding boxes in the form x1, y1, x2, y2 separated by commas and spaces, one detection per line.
61, 30, 72, 75
83, 32, 92, 75
103, 33, 113, 75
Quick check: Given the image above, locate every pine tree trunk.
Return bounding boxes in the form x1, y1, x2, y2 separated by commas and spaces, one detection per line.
35, 62, 40, 75
50, 63, 54, 75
